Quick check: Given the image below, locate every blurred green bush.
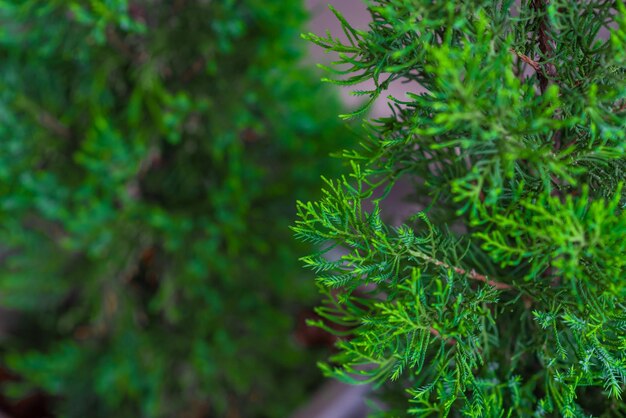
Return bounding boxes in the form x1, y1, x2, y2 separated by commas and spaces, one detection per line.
0, 1, 349, 416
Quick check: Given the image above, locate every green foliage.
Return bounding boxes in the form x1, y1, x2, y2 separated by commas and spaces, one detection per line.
294, 1, 626, 416
0, 1, 351, 417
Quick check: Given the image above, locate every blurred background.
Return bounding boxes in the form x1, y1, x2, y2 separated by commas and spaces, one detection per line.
0, 0, 383, 417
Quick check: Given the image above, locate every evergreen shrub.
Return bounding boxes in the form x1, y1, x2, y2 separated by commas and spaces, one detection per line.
294, 1, 626, 416
0, 1, 350, 416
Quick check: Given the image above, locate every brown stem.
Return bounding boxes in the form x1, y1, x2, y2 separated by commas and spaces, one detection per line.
105, 26, 149, 65
105, 27, 135, 61
429, 327, 456, 345
509, 48, 540, 72
181, 57, 206, 83
530, 0, 563, 199
16, 95, 71, 140
408, 250, 513, 290
509, 46, 557, 98
531, 0, 557, 94
526, 1, 566, 284
37, 111, 71, 140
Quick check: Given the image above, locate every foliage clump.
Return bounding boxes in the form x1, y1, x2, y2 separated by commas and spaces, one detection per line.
294, 1, 626, 416
0, 1, 350, 416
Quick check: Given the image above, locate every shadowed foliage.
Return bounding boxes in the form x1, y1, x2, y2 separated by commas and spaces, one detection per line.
0, 1, 351, 416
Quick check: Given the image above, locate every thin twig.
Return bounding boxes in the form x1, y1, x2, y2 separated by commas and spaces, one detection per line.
509, 48, 541, 72
429, 327, 457, 345
408, 250, 513, 290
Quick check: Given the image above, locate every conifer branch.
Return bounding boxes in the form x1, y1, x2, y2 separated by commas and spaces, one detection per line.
296, 1, 626, 414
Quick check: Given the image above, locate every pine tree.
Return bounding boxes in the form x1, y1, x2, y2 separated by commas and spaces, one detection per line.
294, 1, 626, 416
0, 1, 350, 417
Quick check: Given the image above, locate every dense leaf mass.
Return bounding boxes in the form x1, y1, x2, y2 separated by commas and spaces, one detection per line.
294, 1, 626, 416
0, 1, 350, 417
